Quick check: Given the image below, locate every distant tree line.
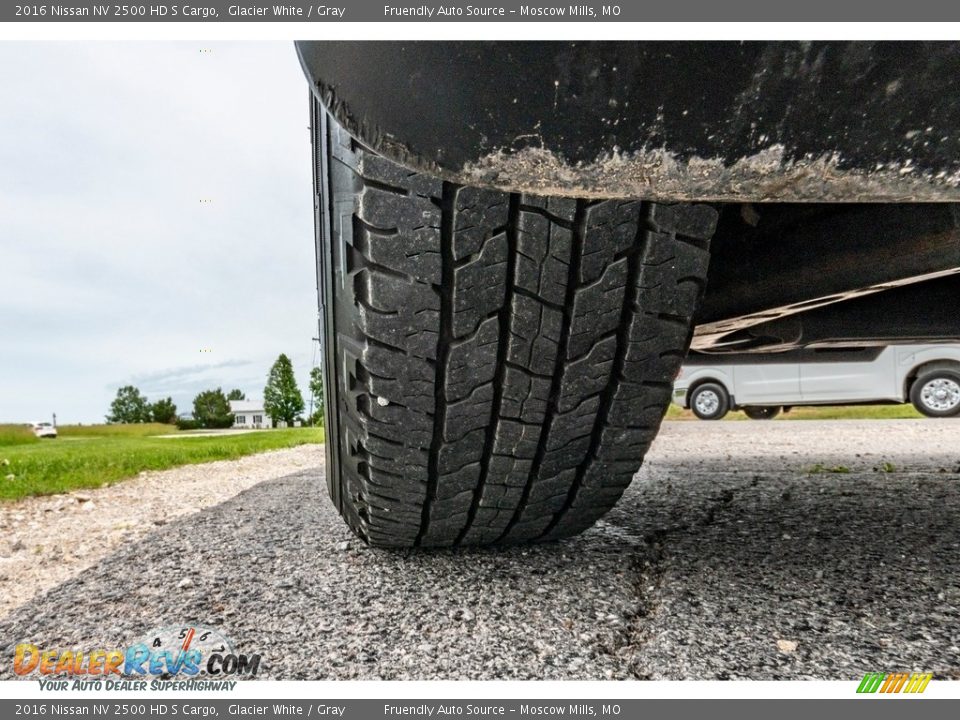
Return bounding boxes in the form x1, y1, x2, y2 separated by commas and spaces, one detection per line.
106, 386, 178, 424
106, 385, 244, 428
106, 353, 324, 429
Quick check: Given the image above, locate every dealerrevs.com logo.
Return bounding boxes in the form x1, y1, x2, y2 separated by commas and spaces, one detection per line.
14, 625, 261, 689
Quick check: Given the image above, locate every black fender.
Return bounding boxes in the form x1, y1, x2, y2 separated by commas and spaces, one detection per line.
296, 41, 960, 202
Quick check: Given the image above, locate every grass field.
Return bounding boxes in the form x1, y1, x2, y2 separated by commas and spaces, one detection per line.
56, 423, 180, 438
665, 403, 925, 421
0, 425, 39, 447
0, 403, 926, 503
0, 424, 324, 502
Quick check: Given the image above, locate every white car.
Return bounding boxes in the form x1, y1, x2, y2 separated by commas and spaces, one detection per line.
30, 422, 57, 439
673, 344, 960, 420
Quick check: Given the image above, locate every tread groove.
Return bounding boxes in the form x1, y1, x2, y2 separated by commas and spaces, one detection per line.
417, 181, 458, 547
518, 204, 575, 230
361, 177, 411, 198
513, 285, 567, 312
537, 203, 649, 539
456, 194, 520, 545
495, 200, 587, 543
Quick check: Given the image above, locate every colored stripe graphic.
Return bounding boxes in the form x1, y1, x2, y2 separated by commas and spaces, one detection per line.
906, 673, 933, 693
857, 672, 932, 694
883, 673, 907, 693
857, 673, 885, 693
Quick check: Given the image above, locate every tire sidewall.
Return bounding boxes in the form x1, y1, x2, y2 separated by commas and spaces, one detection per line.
911, 370, 960, 418
690, 383, 730, 420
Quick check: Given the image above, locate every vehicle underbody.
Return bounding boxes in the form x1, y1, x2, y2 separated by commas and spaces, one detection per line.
298, 41, 960, 355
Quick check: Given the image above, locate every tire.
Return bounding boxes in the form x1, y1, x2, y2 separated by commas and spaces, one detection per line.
910, 370, 960, 417
314, 108, 717, 547
689, 383, 730, 421
743, 406, 781, 420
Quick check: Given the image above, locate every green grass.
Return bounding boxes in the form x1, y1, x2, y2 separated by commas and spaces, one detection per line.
0, 425, 39, 447
0, 426, 324, 502
56, 423, 179, 438
666, 403, 924, 421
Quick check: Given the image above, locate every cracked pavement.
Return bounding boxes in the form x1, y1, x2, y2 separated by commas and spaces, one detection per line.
1, 419, 958, 680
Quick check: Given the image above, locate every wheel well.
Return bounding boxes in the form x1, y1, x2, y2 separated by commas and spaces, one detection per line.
904, 359, 960, 398
687, 377, 730, 406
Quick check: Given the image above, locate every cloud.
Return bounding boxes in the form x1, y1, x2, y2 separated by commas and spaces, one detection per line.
113, 359, 260, 410
0, 43, 320, 423
125, 359, 255, 388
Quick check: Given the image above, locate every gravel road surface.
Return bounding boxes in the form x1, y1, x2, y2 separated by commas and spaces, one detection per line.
1, 420, 958, 680
0, 446, 322, 616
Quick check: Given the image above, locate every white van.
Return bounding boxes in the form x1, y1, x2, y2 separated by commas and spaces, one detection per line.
673, 344, 960, 420
30, 421, 57, 438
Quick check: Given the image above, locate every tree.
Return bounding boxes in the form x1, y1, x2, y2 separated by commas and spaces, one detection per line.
107, 386, 150, 424
309, 366, 324, 426
192, 388, 234, 429
150, 397, 178, 424
264, 353, 305, 426
226, 389, 246, 401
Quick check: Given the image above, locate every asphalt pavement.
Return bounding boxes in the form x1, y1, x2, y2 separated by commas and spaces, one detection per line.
2, 419, 958, 680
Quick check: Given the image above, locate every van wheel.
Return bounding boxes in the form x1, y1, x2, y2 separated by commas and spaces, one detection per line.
690, 383, 730, 420
313, 107, 717, 547
911, 370, 960, 417
743, 406, 781, 420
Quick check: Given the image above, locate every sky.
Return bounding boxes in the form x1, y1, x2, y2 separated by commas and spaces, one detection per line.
0, 42, 320, 423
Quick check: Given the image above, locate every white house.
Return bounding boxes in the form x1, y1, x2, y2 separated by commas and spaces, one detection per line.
230, 400, 269, 429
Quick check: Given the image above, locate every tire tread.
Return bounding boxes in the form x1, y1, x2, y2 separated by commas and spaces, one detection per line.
320, 112, 716, 547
